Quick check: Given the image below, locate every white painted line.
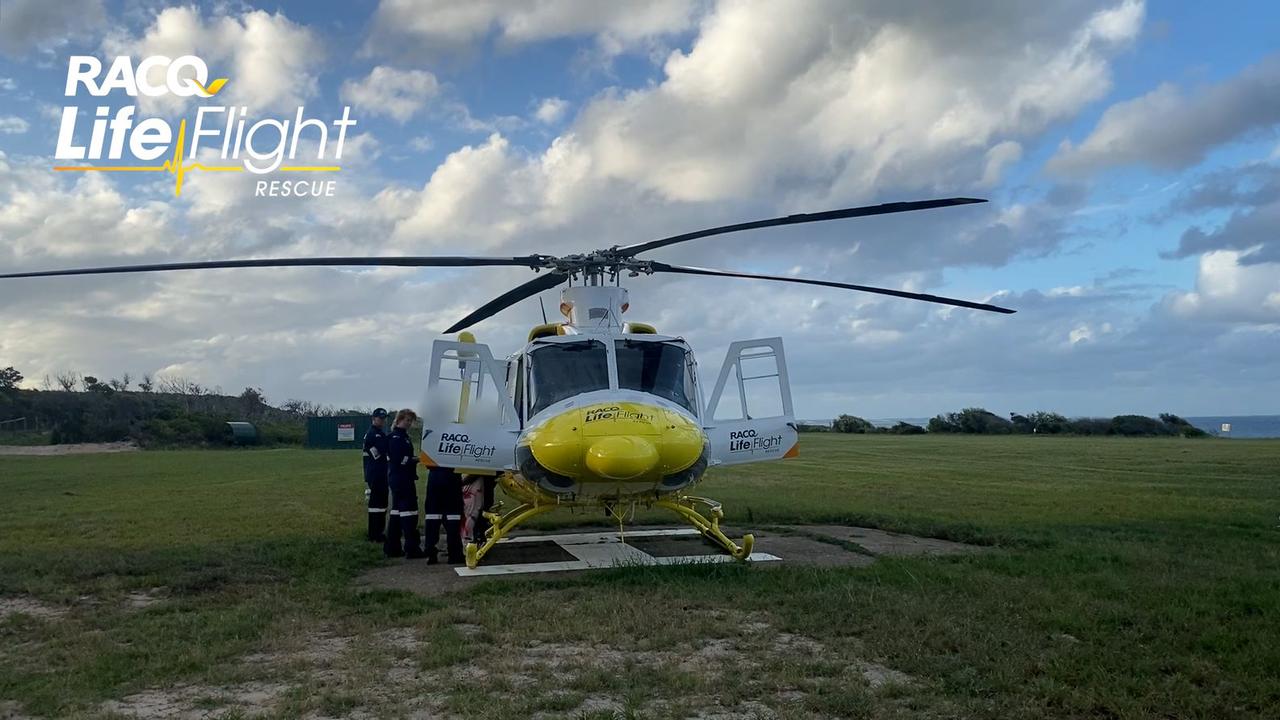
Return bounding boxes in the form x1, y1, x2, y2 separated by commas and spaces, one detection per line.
455, 560, 590, 576
650, 552, 781, 566
504, 528, 699, 545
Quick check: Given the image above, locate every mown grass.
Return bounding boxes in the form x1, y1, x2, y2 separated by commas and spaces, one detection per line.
1, 435, 1278, 718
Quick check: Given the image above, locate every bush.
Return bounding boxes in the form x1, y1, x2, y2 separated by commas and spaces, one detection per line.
888, 421, 926, 435
928, 414, 960, 433
1027, 411, 1068, 434
955, 408, 1013, 434
1065, 417, 1111, 435
832, 414, 875, 434
1110, 414, 1175, 437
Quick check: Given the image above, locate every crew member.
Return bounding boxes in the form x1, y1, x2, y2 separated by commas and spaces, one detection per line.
422, 466, 465, 564
361, 408, 390, 543
384, 409, 426, 559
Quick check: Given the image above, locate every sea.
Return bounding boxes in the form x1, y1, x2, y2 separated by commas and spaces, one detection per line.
801, 415, 1280, 439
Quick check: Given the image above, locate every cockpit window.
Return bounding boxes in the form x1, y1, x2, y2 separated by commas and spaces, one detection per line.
615, 340, 695, 412
528, 340, 609, 416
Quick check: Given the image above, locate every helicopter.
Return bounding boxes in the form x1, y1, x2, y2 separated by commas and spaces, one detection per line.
1, 197, 1015, 568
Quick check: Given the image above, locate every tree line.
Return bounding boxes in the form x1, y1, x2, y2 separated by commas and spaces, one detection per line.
807, 408, 1209, 437
0, 366, 371, 447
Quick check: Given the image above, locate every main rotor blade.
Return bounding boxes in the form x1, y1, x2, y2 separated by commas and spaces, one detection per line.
0, 255, 546, 280
616, 198, 987, 257
648, 261, 1015, 314
443, 271, 569, 334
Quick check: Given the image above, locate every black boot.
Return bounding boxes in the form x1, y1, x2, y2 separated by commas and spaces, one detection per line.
444, 519, 465, 564
382, 514, 403, 558
403, 516, 427, 559
367, 510, 387, 543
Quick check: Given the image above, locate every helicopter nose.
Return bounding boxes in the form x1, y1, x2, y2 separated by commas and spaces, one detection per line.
584, 435, 660, 480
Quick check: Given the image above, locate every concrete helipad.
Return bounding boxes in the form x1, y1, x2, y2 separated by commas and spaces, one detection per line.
454, 528, 780, 577
358, 524, 984, 596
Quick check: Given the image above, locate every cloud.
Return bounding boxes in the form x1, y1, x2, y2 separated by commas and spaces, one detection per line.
1049, 54, 1280, 176
1163, 250, 1280, 325
0, 116, 30, 134
556, 0, 1142, 204
340, 66, 440, 123
0, 0, 104, 57
1162, 160, 1280, 264
534, 97, 569, 125
104, 6, 322, 115
366, 0, 699, 56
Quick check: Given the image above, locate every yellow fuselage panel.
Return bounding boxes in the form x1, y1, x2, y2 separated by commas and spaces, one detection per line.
523, 401, 704, 485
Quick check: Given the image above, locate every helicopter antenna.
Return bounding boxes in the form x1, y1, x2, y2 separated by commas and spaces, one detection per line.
539, 296, 548, 324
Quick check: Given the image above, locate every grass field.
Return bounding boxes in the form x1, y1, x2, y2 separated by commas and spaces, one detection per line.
1, 435, 1278, 719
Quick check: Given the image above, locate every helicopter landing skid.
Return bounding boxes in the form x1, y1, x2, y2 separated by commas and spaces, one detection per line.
655, 495, 754, 560
464, 501, 558, 569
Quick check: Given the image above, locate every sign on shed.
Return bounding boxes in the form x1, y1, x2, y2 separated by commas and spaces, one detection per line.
338, 423, 355, 442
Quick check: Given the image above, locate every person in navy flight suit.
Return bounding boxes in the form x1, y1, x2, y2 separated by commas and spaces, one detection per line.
361, 408, 390, 543
383, 409, 427, 559
423, 466, 466, 564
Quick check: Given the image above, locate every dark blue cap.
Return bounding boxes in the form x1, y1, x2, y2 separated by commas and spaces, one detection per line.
371, 407, 388, 418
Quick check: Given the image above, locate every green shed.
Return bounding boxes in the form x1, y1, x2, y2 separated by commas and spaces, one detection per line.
306, 415, 372, 449
225, 421, 258, 445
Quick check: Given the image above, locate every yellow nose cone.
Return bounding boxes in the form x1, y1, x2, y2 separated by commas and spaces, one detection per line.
584, 436, 660, 480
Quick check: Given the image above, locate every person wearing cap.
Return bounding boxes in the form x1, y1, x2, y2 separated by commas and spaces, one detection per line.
361, 408, 390, 542
384, 409, 427, 559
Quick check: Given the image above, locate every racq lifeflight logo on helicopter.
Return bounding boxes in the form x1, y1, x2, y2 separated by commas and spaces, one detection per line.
727, 428, 785, 455
436, 433, 498, 462
53, 55, 355, 197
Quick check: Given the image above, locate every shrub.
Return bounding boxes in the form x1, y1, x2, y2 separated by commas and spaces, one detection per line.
928, 414, 959, 433
1027, 411, 1068, 434
832, 414, 875, 434
955, 407, 1013, 434
1066, 417, 1111, 435
1110, 414, 1175, 437
888, 421, 926, 435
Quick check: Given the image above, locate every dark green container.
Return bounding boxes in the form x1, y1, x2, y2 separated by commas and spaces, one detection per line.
225, 421, 258, 445
306, 415, 372, 449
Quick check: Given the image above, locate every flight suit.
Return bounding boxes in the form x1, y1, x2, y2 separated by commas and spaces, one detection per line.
383, 426, 426, 558
362, 424, 389, 542
423, 466, 465, 564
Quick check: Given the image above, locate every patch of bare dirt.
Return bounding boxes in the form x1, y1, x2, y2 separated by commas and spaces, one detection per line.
100, 681, 289, 719
124, 588, 168, 610
0, 596, 66, 620
0, 441, 138, 456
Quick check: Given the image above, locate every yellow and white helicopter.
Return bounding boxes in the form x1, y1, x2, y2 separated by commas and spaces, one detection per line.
1, 198, 1014, 567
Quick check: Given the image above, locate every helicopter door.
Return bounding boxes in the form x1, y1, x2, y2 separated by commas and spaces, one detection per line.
420, 339, 519, 472
703, 337, 799, 466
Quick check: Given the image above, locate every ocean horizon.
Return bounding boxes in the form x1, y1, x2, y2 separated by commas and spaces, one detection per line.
796, 415, 1280, 439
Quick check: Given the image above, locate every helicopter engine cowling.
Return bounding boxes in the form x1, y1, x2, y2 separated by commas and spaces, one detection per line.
517, 400, 706, 498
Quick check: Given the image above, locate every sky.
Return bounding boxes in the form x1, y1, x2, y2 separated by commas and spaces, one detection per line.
0, 0, 1277, 420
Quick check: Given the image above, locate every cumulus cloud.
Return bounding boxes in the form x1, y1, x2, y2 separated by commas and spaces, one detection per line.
366, 0, 699, 56
555, 0, 1142, 204
534, 97, 569, 124
0, 116, 29, 134
104, 6, 322, 115
0, 0, 104, 57
1049, 54, 1280, 176
340, 66, 440, 122
1163, 250, 1280, 325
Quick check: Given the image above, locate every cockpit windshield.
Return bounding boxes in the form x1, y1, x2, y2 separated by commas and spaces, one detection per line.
615, 339, 695, 412
528, 340, 609, 416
